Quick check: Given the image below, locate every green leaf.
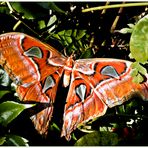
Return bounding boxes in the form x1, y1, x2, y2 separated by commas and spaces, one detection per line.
72, 29, 77, 38
130, 68, 138, 77
127, 23, 135, 29
118, 28, 133, 34
130, 62, 147, 83
0, 5, 9, 14
125, 99, 138, 114
71, 133, 77, 141
130, 14, 148, 63
0, 90, 11, 99
58, 30, 65, 36
65, 36, 72, 44
52, 33, 61, 40
38, 20, 46, 29
117, 105, 126, 114
133, 73, 145, 83
48, 2, 65, 14
0, 101, 35, 126
47, 15, 57, 33
131, 62, 147, 75
50, 123, 60, 131
0, 69, 10, 86
5, 135, 28, 146
11, 2, 49, 19
74, 131, 118, 146
76, 30, 87, 40
65, 30, 72, 36
52, 29, 89, 54
58, 30, 65, 40
0, 137, 6, 145
129, 53, 134, 59
47, 15, 57, 27
80, 48, 94, 59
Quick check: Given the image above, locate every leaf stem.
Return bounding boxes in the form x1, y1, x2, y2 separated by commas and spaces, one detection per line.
82, 2, 148, 13
110, 2, 125, 33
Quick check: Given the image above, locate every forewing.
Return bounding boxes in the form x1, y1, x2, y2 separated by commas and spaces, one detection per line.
0, 32, 66, 136
62, 58, 148, 140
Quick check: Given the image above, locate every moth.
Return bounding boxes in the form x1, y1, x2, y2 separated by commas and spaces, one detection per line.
0, 32, 147, 140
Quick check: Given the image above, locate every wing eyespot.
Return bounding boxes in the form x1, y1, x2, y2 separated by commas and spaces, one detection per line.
75, 84, 87, 102
100, 65, 120, 79
42, 75, 56, 93
24, 46, 43, 58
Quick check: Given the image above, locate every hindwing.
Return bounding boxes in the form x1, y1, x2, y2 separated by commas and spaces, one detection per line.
61, 58, 148, 140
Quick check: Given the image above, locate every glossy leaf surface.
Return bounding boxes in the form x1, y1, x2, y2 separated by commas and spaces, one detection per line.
4, 135, 28, 146
130, 14, 148, 63
0, 101, 35, 126
74, 131, 118, 146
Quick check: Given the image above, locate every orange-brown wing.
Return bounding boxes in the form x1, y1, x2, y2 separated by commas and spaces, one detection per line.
61, 58, 148, 140
0, 32, 66, 136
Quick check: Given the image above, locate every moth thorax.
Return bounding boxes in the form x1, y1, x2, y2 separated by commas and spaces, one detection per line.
63, 57, 74, 87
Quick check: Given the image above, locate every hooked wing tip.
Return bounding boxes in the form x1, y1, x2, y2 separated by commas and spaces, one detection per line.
30, 106, 53, 137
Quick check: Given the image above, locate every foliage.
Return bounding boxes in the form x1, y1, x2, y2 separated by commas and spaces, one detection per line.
74, 131, 118, 146
0, 135, 29, 146
0, 69, 34, 146
117, 14, 148, 83
0, 101, 35, 126
129, 14, 148, 83
130, 14, 148, 64
0, 1, 148, 146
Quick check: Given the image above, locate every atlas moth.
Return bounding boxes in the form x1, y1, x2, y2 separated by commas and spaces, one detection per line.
0, 32, 147, 141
